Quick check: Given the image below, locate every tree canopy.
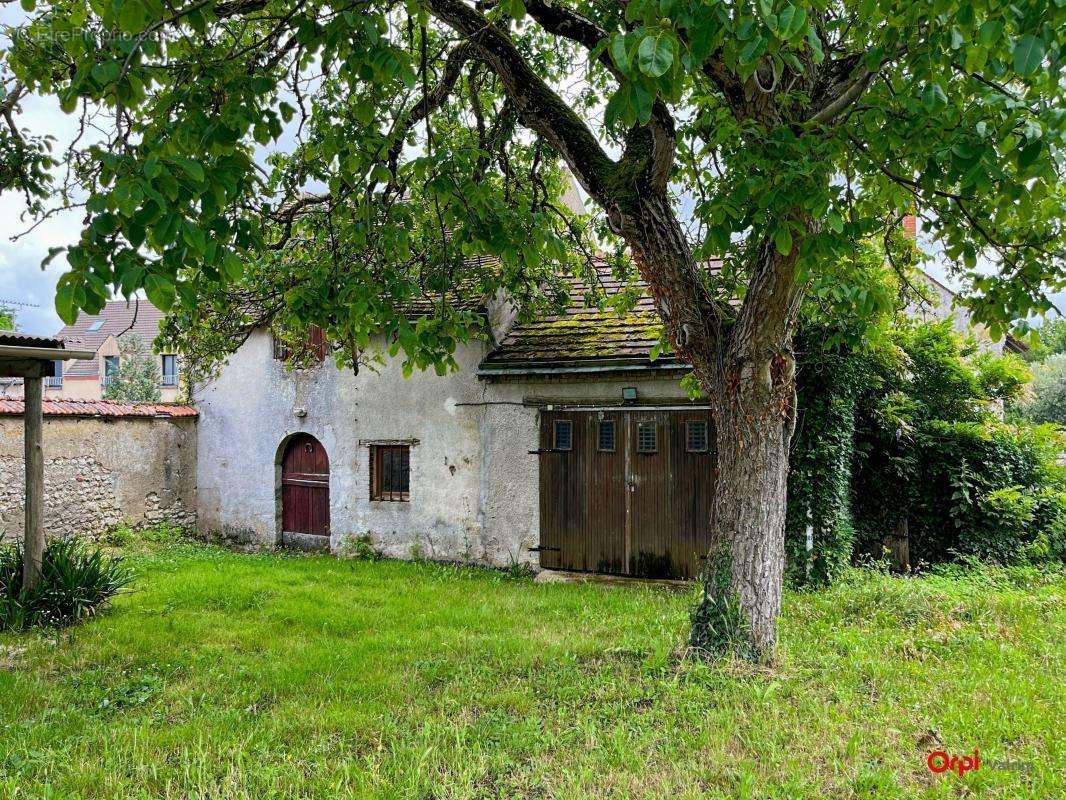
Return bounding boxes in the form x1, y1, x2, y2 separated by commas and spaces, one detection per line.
2, 0, 1062, 368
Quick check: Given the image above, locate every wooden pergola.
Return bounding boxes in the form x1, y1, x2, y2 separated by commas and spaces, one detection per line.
0, 331, 95, 592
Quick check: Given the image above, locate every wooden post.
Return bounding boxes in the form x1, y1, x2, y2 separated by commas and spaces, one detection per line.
885, 517, 910, 573
22, 374, 44, 593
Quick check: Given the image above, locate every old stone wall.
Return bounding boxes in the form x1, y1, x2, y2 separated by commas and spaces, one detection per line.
0, 415, 196, 542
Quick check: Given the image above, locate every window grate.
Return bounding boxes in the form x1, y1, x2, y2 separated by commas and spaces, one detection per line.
686, 420, 709, 452
637, 422, 657, 454
597, 420, 615, 452
371, 445, 410, 501
553, 420, 572, 451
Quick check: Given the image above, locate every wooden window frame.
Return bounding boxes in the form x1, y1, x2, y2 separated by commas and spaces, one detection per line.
686, 420, 709, 453
597, 419, 616, 452
370, 444, 410, 502
636, 422, 657, 454
273, 326, 328, 363
553, 420, 573, 451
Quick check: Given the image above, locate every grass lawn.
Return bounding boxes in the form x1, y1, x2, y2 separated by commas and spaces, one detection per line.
1, 540, 1063, 799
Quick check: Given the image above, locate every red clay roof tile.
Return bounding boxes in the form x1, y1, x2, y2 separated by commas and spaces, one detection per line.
0, 399, 197, 419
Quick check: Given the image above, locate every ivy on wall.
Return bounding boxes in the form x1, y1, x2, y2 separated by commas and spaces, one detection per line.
786, 316, 1065, 586
785, 327, 867, 587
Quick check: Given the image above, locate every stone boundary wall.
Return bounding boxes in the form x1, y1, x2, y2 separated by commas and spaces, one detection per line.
0, 413, 196, 542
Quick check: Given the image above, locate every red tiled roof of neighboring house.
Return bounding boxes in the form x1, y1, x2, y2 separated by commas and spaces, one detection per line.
54, 299, 167, 377
482, 258, 722, 370
0, 399, 197, 419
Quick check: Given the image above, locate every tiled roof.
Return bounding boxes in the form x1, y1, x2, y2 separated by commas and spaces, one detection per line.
0, 399, 197, 419
400, 254, 498, 317
0, 330, 68, 349
54, 299, 167, 377
482, 259, 721, 370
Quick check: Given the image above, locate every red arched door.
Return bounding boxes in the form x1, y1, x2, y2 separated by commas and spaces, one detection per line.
281, 434, 330, 537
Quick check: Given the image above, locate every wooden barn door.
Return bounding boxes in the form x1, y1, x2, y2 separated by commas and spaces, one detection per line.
539, 409, 715, 579
538, 410, 626, 573
281, 434, 330, 537
627, 410, 715, 579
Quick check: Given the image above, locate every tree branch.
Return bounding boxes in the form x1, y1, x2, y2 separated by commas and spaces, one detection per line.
426, 0, 617, 203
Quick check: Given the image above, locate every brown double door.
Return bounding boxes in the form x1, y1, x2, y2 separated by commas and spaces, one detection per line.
538, 409, 715, 579
281, 434, 330, 537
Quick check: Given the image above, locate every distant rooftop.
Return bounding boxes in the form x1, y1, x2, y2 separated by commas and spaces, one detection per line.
54, 299, 167, 377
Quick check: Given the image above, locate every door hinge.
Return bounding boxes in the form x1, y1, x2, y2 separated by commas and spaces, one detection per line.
528, 448, 564, 455
528, 545, 561, 552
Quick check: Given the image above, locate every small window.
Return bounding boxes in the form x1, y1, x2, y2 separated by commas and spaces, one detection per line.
597, 420, 616, 452
102, 355, 120, 386
161, 354, 178, 386
273, 325, 328, 363
553, 420, 572, 451
87, 319, 105, 332
637, 422, 657, 454
686, 420, 709, 453
371, 445, 410, 502
45, 360, 63, 388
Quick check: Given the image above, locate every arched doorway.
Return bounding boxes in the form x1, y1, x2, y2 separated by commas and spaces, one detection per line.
280, 434, 330, 538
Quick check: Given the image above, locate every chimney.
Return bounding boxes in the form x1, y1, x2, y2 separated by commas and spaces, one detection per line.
902, 213, 917, 239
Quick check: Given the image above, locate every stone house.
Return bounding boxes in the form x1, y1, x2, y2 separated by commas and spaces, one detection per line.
195, 262, 717, 579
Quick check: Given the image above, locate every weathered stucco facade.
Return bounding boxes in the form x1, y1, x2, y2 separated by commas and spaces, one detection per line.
194, 328, 691, 568
0, 410, 197, 542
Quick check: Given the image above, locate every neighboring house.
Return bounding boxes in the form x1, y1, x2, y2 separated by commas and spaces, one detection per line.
195, 260, 716, 579
902, 215, 1028, 356
907, 270, 1028, 355
50, 300, 182, 401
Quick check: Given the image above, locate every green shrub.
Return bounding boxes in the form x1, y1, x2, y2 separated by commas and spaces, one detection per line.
336, 533, 382, 561
104, 522, 188, 549
0, 538, 133, 631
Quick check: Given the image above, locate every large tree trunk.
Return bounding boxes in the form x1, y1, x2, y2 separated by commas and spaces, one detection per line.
616, 193, 803, 662
696, 337, 797, 660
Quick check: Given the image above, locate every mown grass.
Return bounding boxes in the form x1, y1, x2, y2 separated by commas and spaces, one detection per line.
0, 540, 1062, 799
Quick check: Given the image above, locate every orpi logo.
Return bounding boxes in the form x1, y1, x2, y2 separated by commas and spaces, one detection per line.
927, 749, 980, 777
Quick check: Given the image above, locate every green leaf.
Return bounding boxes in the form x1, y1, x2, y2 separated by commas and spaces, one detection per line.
172, 157, 205, 183
609, 36, 632, 76
774, 226, 793, 255
144, 274, 176, 311
1012, 35, 1044, 76
978, 20, 1003, 46
630, 83, 654, 124
220, 250, 243, 283
55, 279, 78, 325
739, 36, 768, 66
117, 0, 146, 34
638, 32, 675, 78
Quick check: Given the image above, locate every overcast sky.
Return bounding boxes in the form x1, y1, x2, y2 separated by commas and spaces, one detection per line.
1, 7, 1060, 336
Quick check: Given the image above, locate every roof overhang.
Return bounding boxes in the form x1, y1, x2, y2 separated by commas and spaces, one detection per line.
477, 357, 686, 381
0, 344, 98, 379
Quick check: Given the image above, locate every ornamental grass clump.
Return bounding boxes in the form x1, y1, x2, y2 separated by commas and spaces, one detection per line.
0, 537, 133, 632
